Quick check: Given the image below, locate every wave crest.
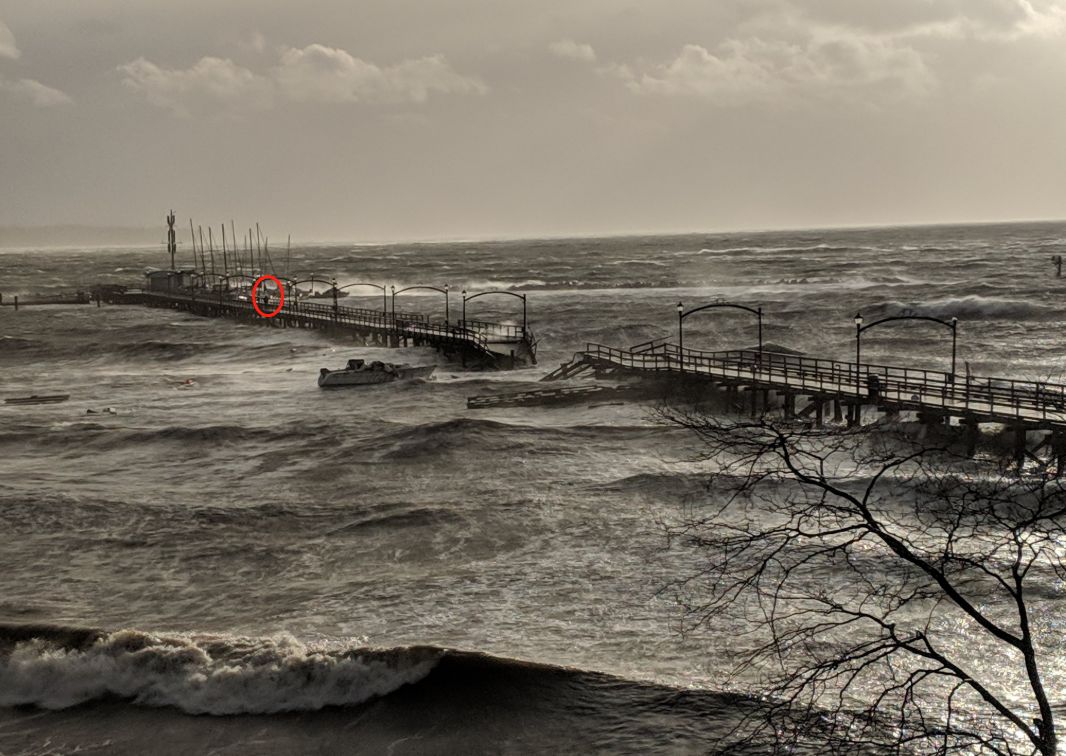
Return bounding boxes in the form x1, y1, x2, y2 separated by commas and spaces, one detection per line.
0, 624, 441, 715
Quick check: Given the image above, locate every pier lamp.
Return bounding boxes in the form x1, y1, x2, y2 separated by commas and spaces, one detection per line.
677, 302, 685, 371
461, 289, 466, 325
444, 284, 450, 325
854, 313, 864, 396
331, 278, 339, 320
949, 317, 958, 381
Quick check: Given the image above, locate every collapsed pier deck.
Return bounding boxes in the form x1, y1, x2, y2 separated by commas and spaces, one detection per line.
543, 339, 1066, 468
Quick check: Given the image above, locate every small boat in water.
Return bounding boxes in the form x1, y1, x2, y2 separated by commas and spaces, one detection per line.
318, 359, 435, 388
4, 394, 70, 405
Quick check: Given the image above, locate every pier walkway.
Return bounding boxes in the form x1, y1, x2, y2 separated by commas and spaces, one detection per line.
544, 339, 1066, 467
108, 289, 537, 369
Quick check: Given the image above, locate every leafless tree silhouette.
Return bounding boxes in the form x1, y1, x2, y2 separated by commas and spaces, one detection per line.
659, 408, 1064, 755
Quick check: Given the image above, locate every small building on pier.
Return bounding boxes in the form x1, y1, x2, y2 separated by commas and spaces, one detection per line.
145, 269, 196, 292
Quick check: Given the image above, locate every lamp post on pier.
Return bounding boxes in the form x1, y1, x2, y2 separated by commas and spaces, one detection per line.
677, 302, 684, 371
855, 313, 864, 397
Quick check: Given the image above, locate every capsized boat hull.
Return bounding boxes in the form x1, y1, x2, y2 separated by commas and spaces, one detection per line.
4, 394, 70, 405
318, 364, 435, 388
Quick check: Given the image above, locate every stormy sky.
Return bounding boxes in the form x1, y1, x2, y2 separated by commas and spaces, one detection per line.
1, 1, 1064, 241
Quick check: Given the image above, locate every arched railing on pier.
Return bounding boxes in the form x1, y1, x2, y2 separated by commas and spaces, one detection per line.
854, 313, 958, 391
461, 290, 527, 338
335, 282, 388, 316
391, 285, 450, 324
677, 301, 763, 372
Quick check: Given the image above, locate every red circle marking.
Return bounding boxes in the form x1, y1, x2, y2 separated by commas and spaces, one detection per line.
251, 275, 285, 318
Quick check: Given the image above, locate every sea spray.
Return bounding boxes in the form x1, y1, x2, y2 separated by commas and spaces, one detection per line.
0, 625, 440, 715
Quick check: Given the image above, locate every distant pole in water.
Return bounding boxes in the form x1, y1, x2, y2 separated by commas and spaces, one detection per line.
166, 210, 176, 270
207, 226, 216, 276
263, 237, 278, 279
255, 223, 262, 273
1054, 254, 1063, 278
231, 221, 239, 273
220, 224, 229, 277
189, 219, 198, 272
286, 235, 291, 279
198, 226, 208, 277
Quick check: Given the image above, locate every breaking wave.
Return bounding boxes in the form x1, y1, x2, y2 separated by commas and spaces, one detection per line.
0, 624, 441, 715
875, 295, 1053, 321
0, 424, 324, 451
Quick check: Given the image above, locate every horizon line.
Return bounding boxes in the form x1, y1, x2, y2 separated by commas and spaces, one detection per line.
1, 214, 1064, 251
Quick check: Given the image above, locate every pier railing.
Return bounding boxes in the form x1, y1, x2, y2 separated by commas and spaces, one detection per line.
582, 341, 1066, 424
138, 290, 496, 354
289, 299, 428, 324
457, 319, 528, 340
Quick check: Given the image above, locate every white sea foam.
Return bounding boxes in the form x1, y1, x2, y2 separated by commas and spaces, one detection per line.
880, 295, 1049, 320
0, 629, 441, 715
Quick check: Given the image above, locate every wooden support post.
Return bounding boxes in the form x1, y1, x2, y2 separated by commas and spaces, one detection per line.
833, 399, 843, 422
784, 394, 795, 420
815, 400, 824, 427
1014, 427, 1027, 471
963, 417, 979, 458
1053, 433, 1066, 477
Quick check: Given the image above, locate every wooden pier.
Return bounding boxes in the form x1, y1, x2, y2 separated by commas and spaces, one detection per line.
0, 212, 537, 369
102, 288, 537, 369
544, 339, 1066, 471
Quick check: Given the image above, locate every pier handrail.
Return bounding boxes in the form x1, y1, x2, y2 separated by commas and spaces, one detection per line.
457, 318, 527, 340
625, 337, 675, 354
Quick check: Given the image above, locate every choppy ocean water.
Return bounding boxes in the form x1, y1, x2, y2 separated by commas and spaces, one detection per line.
1, 221, 1065, 754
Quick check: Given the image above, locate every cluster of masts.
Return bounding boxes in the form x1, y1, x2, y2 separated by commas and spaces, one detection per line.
165, 210, 291, 281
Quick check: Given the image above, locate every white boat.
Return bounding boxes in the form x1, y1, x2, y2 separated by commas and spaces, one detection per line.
318, 359, 435, 387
